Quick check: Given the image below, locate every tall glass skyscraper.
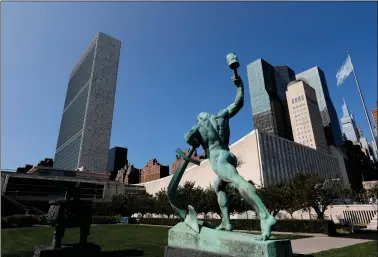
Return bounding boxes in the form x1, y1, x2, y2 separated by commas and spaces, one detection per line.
340, 99, 359, 142
247, 59, 294, 140
296, 67, 343, 146
54, 32, 121, 172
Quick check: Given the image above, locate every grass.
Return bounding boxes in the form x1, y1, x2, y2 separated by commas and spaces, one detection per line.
336, 228, 353, 235
1, 224, 376, 257
313, 241, 377, 257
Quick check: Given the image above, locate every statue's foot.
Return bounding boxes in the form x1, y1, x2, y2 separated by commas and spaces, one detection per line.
215, 222, 233, 231
260, 215, 277, 241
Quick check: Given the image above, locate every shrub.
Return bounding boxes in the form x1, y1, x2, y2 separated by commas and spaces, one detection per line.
1, 215, 47, 228
91, 216, 119, 224
138, 218, 337, 236
1, 215, 121, 227
139, 218, 180, 226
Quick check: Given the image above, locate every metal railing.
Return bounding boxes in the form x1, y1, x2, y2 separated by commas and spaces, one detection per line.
2, 194, 45, 215
5, 190, 104, 199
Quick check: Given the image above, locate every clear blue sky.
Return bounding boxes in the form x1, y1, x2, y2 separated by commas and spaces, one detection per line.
2, 2, 377, 171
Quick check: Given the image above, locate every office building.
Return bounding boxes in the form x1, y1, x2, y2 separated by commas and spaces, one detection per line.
357, 126, 376, 162
115, 164, 141, 184
286, 80, 329, 153
54, 32, 121, 172
247, 59, 294, 140
107, 147, 128, 180
296, 67, 343, 146
340, 99, 359, 142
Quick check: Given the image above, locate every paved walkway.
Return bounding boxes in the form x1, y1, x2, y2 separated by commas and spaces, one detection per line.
291, 236, 374, 254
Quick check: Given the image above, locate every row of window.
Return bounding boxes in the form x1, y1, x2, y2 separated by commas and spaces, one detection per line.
292, 95, 305, 104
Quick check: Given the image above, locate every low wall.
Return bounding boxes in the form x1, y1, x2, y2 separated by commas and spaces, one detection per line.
232, 204, 377, 224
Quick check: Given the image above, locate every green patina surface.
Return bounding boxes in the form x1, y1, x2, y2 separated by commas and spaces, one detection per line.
165, 53, 288, 256
168, 222, 293, 257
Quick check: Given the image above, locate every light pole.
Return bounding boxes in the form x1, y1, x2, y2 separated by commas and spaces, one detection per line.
314, 178, 341, 220
315, 178, 341, 189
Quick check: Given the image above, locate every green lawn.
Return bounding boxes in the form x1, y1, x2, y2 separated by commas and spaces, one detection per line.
313, 241, 377, 257
1, 224, 375, 257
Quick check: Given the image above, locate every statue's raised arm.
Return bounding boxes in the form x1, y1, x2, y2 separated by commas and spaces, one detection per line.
219, 53, 244, 119
225, 76, 244, 118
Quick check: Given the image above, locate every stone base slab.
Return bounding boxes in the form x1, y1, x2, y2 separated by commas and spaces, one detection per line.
165, 246, 235, 257
168, 222, 293, 257
33, 243, 101, 257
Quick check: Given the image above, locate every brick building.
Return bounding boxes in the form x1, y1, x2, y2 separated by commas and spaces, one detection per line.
371, 102, 378, 134
140, 159, 169, 183
171, 150, 206, 175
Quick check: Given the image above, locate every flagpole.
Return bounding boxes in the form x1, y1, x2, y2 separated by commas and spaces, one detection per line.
347, 51, 378, 156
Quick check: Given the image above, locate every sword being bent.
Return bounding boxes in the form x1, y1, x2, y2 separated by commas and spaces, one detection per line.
167, 146, 202, 233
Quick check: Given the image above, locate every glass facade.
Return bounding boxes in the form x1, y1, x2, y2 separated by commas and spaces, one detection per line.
258, 131, 340, 186
54, 32, 121, 172
247, 59, 294, 140
274, 66, 296, 102
340, 100, 359, 142
296, 67, 343, 146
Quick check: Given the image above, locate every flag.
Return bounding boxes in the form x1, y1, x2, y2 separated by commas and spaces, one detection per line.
336, 54, 354, 86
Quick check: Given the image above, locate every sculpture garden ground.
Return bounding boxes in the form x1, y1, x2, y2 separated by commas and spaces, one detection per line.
1, 224, 376, 257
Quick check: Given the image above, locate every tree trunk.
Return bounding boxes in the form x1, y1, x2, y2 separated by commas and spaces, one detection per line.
313, 207, 324, 220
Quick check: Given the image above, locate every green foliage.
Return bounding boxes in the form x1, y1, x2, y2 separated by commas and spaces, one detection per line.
153, 188, 175, 217
91, 216, 119, 224
1, 215, 47, 228
289, 173, 344, 219
95, 173, 347, 221
138, 218, 336, 236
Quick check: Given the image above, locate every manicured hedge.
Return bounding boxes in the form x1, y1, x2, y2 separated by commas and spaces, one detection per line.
138, 218, 337, 236
92, 216, 119, 224
2, 215, 336, 236
1, 215, 47, 228
91, 216, 139, 224
1, 215, 138, 227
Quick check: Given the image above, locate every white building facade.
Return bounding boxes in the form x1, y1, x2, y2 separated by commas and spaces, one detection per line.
139, 130, 348, 195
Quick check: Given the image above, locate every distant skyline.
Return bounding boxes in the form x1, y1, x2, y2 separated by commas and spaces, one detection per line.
2, 2, 377, 171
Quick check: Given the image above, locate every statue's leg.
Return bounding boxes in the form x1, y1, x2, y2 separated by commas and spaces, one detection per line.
218, 161, 276, 240
214, 177, 232, 231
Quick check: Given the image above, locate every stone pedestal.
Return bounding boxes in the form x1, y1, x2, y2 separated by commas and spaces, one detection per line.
167, 222, 293, 257
33, 243, 101, 257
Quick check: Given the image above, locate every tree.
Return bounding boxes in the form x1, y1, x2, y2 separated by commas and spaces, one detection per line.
367, 185, 378, 198
226, 185, 245, 215
236, 156, 245, 168
203, 185, 221, 218
93, 201, 115, 216
153, 189, 174, 218
111, 193, 134, 216
132, 191, 154, 217
290, 173, 342, 220
257, 183, 289, 217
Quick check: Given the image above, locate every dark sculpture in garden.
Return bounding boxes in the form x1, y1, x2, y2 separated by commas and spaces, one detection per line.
34, 182, 100, 257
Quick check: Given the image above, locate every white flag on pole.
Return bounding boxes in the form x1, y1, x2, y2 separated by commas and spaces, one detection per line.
336, 54, 354, 86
